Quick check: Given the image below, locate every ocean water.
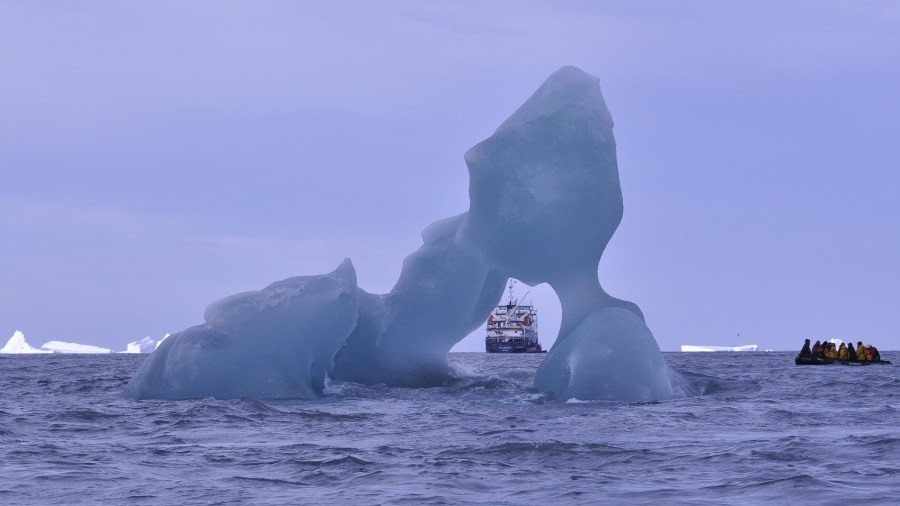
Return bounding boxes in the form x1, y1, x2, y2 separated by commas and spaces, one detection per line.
1, 351, 898, 504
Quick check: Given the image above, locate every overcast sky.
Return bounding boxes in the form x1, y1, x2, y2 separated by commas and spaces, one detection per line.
2, 1, 898, 352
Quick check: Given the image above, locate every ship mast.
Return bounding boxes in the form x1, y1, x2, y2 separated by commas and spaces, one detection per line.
504, 279, 529, 325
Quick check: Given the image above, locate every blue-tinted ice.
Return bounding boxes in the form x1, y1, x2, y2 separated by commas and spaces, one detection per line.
125, 66, 676, 401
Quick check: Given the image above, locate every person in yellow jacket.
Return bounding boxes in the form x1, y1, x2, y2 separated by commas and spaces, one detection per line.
837, 343, 850, 361
824, 343, 837, 359
856, 341, 867, 361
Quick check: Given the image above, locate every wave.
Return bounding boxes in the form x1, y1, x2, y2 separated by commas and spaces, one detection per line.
439, 440, 630, 458
44, 409, 123, 423
288, 455, 374, 467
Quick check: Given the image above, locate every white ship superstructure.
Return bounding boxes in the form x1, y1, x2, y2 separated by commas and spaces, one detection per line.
485, 280, 542, 353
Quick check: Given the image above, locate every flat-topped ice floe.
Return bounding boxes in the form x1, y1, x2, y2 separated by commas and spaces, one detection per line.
41, 341, 111, 354
681, 344, 759, 352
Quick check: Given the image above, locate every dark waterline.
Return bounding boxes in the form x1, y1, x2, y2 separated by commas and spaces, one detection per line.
1, 352, 898, 504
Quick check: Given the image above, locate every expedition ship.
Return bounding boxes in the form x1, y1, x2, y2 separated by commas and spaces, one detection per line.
485, 281, 542, 353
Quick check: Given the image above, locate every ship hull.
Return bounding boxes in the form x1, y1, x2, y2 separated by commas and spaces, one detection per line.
485, 284, 542, 353
486, 342, 543, 353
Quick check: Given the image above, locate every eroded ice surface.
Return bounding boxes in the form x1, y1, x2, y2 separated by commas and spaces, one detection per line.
125, 66, 675, 401
331, 214, 505, 387
124, 260, 359, 399
460, 66, 674, 400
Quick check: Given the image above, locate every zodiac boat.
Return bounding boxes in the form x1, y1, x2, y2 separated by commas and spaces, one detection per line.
794, 355, 891, 366
485, 281, 543, 353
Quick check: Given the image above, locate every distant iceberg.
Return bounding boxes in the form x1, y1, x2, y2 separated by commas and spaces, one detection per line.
41, 341, 112, 354
1, 330, 141, 354
1, 331, 51, 354
123, 336, 157, 354
680, 344, 758, 352
1, 331, 111, 354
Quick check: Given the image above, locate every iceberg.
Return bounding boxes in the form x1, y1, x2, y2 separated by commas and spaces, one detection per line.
127, 215, 504, 397
41, 341, 111, 354
124, 260, 360, 399
331, 214, 505, 386
0, 331, 113, 354
459, 66, 674, 401
123, 336, 157, 354
126, 66, 675, 402
681, 344, 758, 352
1, 331, 51, 354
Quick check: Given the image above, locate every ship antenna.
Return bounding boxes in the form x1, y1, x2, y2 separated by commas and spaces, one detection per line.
503, 279, 530, 324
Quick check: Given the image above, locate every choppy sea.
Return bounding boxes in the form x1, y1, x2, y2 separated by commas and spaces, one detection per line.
1, 351, 898, 504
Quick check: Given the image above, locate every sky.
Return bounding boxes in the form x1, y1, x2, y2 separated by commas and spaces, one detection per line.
1, 1, 898, 352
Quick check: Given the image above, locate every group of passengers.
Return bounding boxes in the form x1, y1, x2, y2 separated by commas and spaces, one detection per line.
800, 339, 881, 362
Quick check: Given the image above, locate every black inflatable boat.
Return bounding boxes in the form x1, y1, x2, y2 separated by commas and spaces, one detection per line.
795, 355, 892, 366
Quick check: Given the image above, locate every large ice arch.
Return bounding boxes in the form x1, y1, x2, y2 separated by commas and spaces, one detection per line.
125, 66, 678, 401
